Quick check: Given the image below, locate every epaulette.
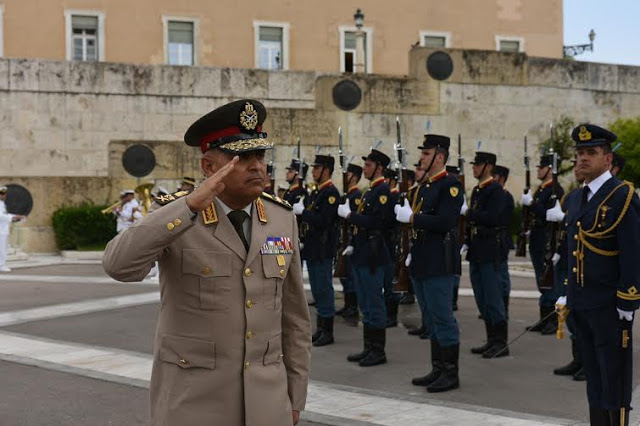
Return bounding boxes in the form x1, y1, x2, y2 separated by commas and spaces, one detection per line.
154, 190, 191, 206
261, 192, 292, 210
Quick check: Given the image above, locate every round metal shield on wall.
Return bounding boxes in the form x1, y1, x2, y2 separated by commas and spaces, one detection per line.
122, 144, 156, 178
332, 80, 362, 111
5, 184, 33, 215
426, 51, 454, 81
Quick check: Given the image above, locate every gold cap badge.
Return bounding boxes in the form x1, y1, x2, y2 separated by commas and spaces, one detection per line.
239, 102, 259, 131
578, 126, 592, 141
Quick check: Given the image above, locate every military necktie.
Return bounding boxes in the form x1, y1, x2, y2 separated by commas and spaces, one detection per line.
580, 186, 590, 211
227, 210, 250, 251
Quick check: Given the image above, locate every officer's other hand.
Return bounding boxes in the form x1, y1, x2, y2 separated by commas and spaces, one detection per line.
292, 197, 305, 215
186, 156, 239, 212
395, 199, 412, 223
337, 201, 351, 219
460, 244, 468, 257
551, 253, 560, 265
460, 195, 468, 216
292, 410, 300, 425
617, 308, 634, 321
555, 296, 567, 311
405, 253, 412, 267
342, 245, 354, 256
545, 200, 565, 222
521, 189, 533, 206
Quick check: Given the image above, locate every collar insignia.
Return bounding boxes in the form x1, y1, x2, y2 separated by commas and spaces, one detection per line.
202, 202, 218, 225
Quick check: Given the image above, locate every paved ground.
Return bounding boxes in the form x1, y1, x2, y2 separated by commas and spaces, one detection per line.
0, 256, 638, 425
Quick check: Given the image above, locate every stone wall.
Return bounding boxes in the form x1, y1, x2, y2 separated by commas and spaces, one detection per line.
3, 49, 640, 252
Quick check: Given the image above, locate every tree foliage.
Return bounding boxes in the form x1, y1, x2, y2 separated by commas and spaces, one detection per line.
609, 117, 640, 186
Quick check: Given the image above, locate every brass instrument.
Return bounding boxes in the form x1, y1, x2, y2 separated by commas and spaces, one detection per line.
135, 182, 155, 216
101, 200, 122, 215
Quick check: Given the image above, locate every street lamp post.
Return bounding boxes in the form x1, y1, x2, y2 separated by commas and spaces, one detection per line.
563, 29, 596, 58
353, 8, 365, 73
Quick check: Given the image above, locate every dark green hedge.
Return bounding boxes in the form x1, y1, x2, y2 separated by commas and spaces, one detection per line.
52, 204, 117, 250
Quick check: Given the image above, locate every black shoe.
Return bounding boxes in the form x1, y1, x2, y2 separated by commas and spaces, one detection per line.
554, 340, 581, 376
312, 315, 322, 343
427, 344, 460, 393
385, 298, 399, 328
573, 367, 586, 381
471, 321, 492, 354
399, 293, 415, 305
540, 308, 558, 335
313, 317, 334, 347
526, 306, 549, 332
419, 329, 430, 339
347, 327, 371, 362
482, 322, 509, 359
359, 328, 387, 367
412, 340, 442, 386
408, 325, 425, 336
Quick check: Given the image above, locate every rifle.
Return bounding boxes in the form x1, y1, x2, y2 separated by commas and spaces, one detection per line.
456, 134, 466, 245
393, 116, 411, 292
515, 135, 531, 257
266, 147, 276, 195
296, 137, 303, 187
334, 127, 349, 278
540, 124, 558, 290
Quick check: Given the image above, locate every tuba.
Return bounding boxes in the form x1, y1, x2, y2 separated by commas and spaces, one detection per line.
135, 182, 155, 216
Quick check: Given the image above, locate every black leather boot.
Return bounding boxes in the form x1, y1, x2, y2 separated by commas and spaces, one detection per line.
588, 407, 610, 426
483, 321, 509, 358
540, 306, 558, 335
312, 315, 322, 343
347, 327, 371, 362
359, 328, 387, 367
554, 339, 582, 375
526, 306, 547, 332
412, 340, 442, 386
385, 297, 399, 328
313, 316, 335, 347
471, 321, 493, 354
427, 344, 460, 393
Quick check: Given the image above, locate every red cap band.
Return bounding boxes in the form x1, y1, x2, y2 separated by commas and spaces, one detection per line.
200, 125, 262, 152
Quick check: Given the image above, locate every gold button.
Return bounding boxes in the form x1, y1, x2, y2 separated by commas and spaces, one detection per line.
246, 300, 253, 308
246, 331, 253, 339
577, 221, 581, 227
280, 269, 285, 277
174, 218, 182, 226
202, 266, 211, 275
572, 251, 577, 256
179, 358, 187, 364
167, 222, 175, 231
244, 361, 250, 369
572, 267, 577, 273
574, 235, 578, 240
244, 268, 252, 277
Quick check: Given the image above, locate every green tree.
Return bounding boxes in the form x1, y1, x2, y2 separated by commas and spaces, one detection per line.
540, 115, 575, 176
609, 117, 640, 186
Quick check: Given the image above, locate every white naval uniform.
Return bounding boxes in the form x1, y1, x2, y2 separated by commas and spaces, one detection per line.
0, 199, 14, 269
116, 199, 140, 233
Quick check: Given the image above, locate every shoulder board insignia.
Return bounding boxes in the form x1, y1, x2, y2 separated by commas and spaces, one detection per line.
450, 187, 459, 197
256, 198, 268, 223
202, 202, 218, 225
261, 192, 292, 210
154, 190, 190, 206
379, 195, 388, 205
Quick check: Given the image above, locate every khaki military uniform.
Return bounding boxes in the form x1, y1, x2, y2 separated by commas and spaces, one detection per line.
103, 194, 311, 426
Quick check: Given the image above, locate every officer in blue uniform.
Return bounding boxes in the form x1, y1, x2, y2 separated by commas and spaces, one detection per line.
337, 163, 363, 326
521, 154, 565, 334
292, 154, 340, 347
338, 149, 393, 367
396, 134, 463, 392
562, 124, 640, 426
493, 165, 514, 317
464, 151, 509, 358
283, 159, 308, 206
383, 168, 402, 327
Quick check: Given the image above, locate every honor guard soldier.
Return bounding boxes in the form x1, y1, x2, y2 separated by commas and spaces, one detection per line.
560, 125, 640, 425
283, 159, 309, 206
463, 151, 510, 358
611, 152, 625, 177
446, 165, 465, 312
396, 134, 463, 393
292, 155, 340, 347
103, 99, 311, 426
521, 153, 565, 334
493, 165, 514, 317
383, 168, 402, 327
338, 149, 393, 367
336, 163, 363, 326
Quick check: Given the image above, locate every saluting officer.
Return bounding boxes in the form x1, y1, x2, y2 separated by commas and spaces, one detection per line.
521, 154, 565, 334
561, 125, 640, 425
336, 163, 363, 326
493, 165, 514, 317
463, 151, 510, 358
396, 134, 463, 393
338, 149, 393, 367
292, 155, 340, 347
283, 159, 309, 206
103, 99, 311, 426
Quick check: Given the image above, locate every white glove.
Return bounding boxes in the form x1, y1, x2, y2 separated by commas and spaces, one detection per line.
521, 189, 533, 206
337, 201, 351, 219
460, 244, 468, 257
552, 253, 561, 265
546, 200, 565, 222
460, 195, 468, 216
342, 245, 354, 256
617, 308, 634, 321
292, 198, 305, 215
405, 253, 412, 267
395, 199, 413, 223
555, 296, 567, 312
299, 242, 304, 250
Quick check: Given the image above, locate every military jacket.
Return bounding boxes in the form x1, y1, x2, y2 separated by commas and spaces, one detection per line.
466, 179, 507, 263
410, 171, 463, 278
384, 188, 401, 258
346, 186, 362, 212
349, 177, 392, 267
498, 190, 515, 261
299, 180, 340, 261
565, 176, 640, 311
529, 181, 565, 250
283, 182, 307, 207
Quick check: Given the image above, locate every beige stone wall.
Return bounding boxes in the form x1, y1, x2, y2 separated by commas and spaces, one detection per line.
3, 0, 562, 75
3, 47, 640, 252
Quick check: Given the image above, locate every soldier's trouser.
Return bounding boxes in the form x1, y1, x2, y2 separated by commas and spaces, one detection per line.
353, 265, 387, 329
411, 273, 432, 336
469, 261, 506, 325
414, 275, 459, 346
497, 261, 511, 300
530, 237, 560, 307
382, 263, 402, 302
573, 307, 633, 410
0, 234, 7, 267
307, 258, 335, 318
339, 257, 356, 294
452, 275, 460, 307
